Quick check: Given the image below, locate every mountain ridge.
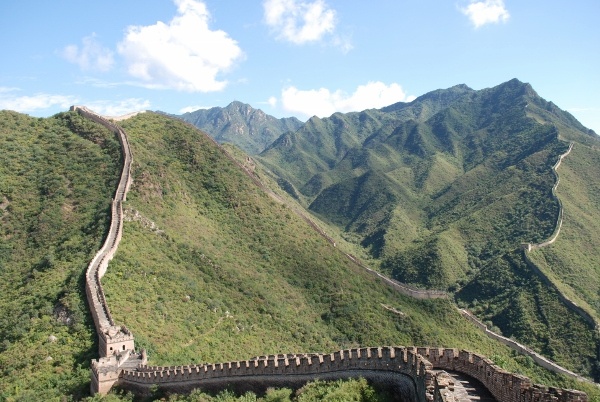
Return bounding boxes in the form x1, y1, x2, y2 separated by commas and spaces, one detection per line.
254, 78, 600, 378
178, 101, 304, 154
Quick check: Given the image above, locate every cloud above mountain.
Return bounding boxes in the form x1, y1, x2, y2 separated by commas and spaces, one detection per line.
280, 81, 415, 118
86, 98, 151, 116
0, 88, 77, 113
117, 0, 243, 92
460, 0, 510, 28
62, 34, 115, 72
263, 0, 337, 44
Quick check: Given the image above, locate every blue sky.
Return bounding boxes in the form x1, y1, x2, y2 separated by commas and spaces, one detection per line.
1, 0, 599, 133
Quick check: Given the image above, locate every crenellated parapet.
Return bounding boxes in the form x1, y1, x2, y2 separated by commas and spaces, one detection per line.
91, 349, 147, 396
98, 325, 135, 357
117, 346, 431, 400
421, 347, 587, 402
97, 346, 586, 401
73, 105, 134, 349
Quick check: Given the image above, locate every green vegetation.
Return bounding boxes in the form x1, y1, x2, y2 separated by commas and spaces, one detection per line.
102, 378, 391, 402
104, 113, 526, 363
178, 378, 390, 402
528, 143, 600, 320
97, 112, 597, 400
0, 110, 122, 400
257, 79, 600, 378
2, 79, 600, 401
458, 250, 598, 375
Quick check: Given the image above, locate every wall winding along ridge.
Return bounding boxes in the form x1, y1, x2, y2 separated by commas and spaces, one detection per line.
75, 108, 587, 400
178, 115, 449, 300
71, 106, 145, 394
523, 142, 573, 252
521, 142, 599, 331
459, 309, 589, 382
462, 141, 597, 382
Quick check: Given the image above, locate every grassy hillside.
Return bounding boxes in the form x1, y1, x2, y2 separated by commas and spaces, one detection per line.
0, 110, 122, 400
528, 143, 600, 320
256, 79, 600, 378
1, 109, 598, 401
98, 113, 592, 389
103, 113, 497, 361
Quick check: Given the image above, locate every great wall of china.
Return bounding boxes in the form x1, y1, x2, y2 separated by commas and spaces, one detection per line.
73, 106, 590, 400
458, 140, 598, 383
520, 142, 599, 331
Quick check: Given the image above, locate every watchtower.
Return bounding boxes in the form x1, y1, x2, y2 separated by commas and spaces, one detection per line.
99, 325, 135, 357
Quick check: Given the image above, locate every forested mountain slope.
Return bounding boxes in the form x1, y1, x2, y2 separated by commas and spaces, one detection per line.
0, 111, 122, 399
527, 143, 600, 321
0, 93, 598, 399
257, 79, 600, 378
100, 113, 522, 366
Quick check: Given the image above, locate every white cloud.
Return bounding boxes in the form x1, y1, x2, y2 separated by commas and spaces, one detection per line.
0, 93, 77, 113
117, 0, 243, 92
0, 91, 148, 117
179, 105, 210, 114
263, 0, 336, 44
331, 34, 353, 54
86, 98, 151, 117
268, 96, 278, 107
75, 77, 122, 88
62, 34, 115, 72
0, 87, 19, 94
460, 0, 510, 28
280, 82, 415, 118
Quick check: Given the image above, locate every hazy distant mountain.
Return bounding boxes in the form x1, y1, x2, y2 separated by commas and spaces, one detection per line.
178, 101, 304, 154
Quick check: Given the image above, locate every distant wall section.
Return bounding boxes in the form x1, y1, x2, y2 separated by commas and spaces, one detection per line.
520, 142, 599, 331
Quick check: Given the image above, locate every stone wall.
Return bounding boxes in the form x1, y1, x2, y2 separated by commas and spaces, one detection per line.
117, 347, 430, 400
173, 116, 448, 301
521, 252, 598, 330
109, 346, 587, 401
351, 254, 447, 299
422, 347, 587, 402
72, 105, 135, 355
72, 106, 143, 395
524, 142, 573, 251
459, 309, 589, 382
520, 142, 599, 331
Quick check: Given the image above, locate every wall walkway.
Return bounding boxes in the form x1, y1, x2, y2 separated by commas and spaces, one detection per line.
459, 309, 590, 383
